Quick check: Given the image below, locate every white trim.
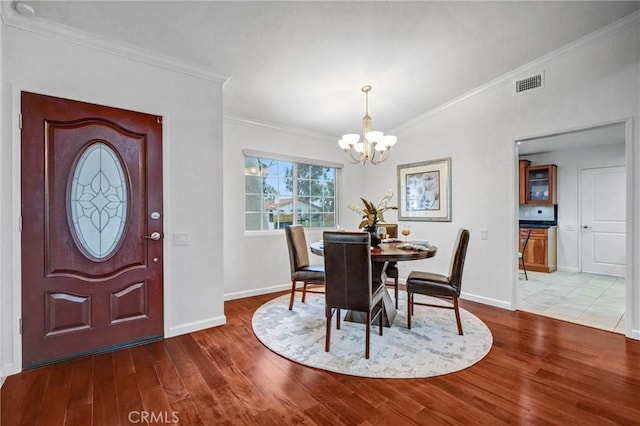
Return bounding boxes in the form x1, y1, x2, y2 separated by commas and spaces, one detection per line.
460, 292, 512, 311
167, 316, 227, 338
225, 284, 290, 301
512, 117, 637, 341
516, 120, 629, 144
225, 114, 335, 142
11, 85, 23, 373
624, 118, 635, 339
0, 2, 228, 85
393, 11, 640, 134
242, 149, 344, 169
557, 266, 581, 273
0, 13, 4, 382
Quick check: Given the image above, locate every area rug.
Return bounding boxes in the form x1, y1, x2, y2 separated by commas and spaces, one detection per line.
252, 293, 492, 378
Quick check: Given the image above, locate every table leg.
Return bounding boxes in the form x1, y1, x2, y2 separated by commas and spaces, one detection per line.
343, 260, 397, 327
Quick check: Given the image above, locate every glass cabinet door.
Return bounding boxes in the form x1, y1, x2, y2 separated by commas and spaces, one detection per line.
528, 167, 550, 202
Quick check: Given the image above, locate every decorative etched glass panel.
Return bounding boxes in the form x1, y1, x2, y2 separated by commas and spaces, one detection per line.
70, 142, 128, 260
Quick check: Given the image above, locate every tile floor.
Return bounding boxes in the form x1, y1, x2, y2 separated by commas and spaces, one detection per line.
518, 270, 625, 334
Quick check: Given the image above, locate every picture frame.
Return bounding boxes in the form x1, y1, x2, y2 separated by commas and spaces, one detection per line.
397, 157, 452, 222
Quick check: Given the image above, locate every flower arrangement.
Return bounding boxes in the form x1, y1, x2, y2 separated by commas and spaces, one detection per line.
348, 190, 398, 230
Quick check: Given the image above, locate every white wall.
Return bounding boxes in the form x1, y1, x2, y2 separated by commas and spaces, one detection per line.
364, 14, 640, 335
522, 144, 625, 272
222, 118, 354, 299
1, 16, 225, 377
221, 14, 639, 339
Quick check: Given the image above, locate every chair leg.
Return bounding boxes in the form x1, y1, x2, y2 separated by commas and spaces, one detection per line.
336, 308, 341, 330
301, 282, 308, 302
407, 291, 412, 329
325, 306, 331, 352
378, 305, 384, 336
288, 280, 297, 310
365, 311, 371, 359
521, 258, 528, 280
453, 296, 463, 335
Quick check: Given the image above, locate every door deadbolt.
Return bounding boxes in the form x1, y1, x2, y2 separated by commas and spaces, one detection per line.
150, 212, 161, 220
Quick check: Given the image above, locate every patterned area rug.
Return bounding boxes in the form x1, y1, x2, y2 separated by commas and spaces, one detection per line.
252, 293, 493, 378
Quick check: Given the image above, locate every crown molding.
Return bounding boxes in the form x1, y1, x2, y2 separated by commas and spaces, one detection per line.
0, 2, 229, 85
393, 10, 640, 134
224, 114, 335, 142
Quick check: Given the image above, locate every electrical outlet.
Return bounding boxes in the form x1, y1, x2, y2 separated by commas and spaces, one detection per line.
480, 229, 488, 240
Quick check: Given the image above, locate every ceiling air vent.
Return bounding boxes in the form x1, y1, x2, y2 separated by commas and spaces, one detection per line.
514, 72, 544, 95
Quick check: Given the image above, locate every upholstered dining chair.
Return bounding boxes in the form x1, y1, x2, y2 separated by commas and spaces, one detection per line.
405, 228, 470, 335
519, 228, 532, 281
285, 225, 325, 310
323, 231, 385, 359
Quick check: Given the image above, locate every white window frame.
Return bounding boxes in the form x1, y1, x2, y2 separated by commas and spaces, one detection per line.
243, 149, 342, 234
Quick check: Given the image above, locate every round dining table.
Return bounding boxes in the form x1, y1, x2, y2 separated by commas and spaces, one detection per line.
310, 240, 437, 327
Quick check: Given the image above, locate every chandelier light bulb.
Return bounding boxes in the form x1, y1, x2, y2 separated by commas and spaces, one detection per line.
382, 135, 397, 148
365, 131, 384, 143
343, 133, 360, 145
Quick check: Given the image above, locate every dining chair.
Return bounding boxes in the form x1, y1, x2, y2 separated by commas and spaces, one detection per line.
381, 224, 400, 308
285, 225, 325, 310
405, 228, 470, 334
519, 228, 532, 281
323, 231, 385, 359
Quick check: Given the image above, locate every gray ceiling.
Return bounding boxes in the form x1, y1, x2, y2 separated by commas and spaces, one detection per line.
10, 1, 640, 141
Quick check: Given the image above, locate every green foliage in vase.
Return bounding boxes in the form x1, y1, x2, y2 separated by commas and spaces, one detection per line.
348, 190, 397, 229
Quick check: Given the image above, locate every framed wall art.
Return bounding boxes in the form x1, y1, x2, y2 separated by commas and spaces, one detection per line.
397, 157, 452, 222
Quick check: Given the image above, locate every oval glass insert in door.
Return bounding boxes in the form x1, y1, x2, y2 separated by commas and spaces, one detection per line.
69, 142, 129, 260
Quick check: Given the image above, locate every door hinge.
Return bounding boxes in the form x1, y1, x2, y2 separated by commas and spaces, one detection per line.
157, 116, 163, 124
19, 318, 23, 335
19, 113, 23, 130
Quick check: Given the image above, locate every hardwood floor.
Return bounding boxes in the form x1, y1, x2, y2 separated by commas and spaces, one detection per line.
2, 291, 640, 425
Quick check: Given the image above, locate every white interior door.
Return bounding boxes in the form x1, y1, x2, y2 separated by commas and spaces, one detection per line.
580, 166, 625, 277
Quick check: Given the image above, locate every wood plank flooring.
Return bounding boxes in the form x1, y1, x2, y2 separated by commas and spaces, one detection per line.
2, 291, 640, 425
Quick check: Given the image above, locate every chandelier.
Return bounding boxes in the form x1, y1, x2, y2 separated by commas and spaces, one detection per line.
338, 85, 397, 165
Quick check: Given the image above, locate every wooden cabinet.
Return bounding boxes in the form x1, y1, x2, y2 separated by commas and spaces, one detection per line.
520, 227, 557, 273
518, 160, 530, 204
525, 164, 557, 204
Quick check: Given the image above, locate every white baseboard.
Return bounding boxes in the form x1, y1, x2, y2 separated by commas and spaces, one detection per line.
629, 328, 640, 340
167, 315, 226, 338
224, 283, 290, 301
460, 292, 512, 311
396, 279, 512, 311
1, 363, 20, 381
557, 266, 580, 273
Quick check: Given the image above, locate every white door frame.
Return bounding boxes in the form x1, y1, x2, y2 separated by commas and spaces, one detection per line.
512, 117, 636, 339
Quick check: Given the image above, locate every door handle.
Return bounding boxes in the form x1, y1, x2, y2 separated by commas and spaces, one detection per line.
582, 225, 592, 229
142, 232, 161, 240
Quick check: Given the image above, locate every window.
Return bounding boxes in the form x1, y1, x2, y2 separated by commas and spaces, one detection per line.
244, 152, 340, 231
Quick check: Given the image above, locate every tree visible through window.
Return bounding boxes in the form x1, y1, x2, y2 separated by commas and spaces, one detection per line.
244, 156, 337, 231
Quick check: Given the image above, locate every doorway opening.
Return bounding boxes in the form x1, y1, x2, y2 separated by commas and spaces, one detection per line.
514, 121, 628, 334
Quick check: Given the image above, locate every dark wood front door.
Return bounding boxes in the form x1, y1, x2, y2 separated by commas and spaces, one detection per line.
21, 92, 164, 368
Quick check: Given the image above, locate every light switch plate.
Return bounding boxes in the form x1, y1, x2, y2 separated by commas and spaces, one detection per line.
480, 229, 488, 240
174, 232, 189, 246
